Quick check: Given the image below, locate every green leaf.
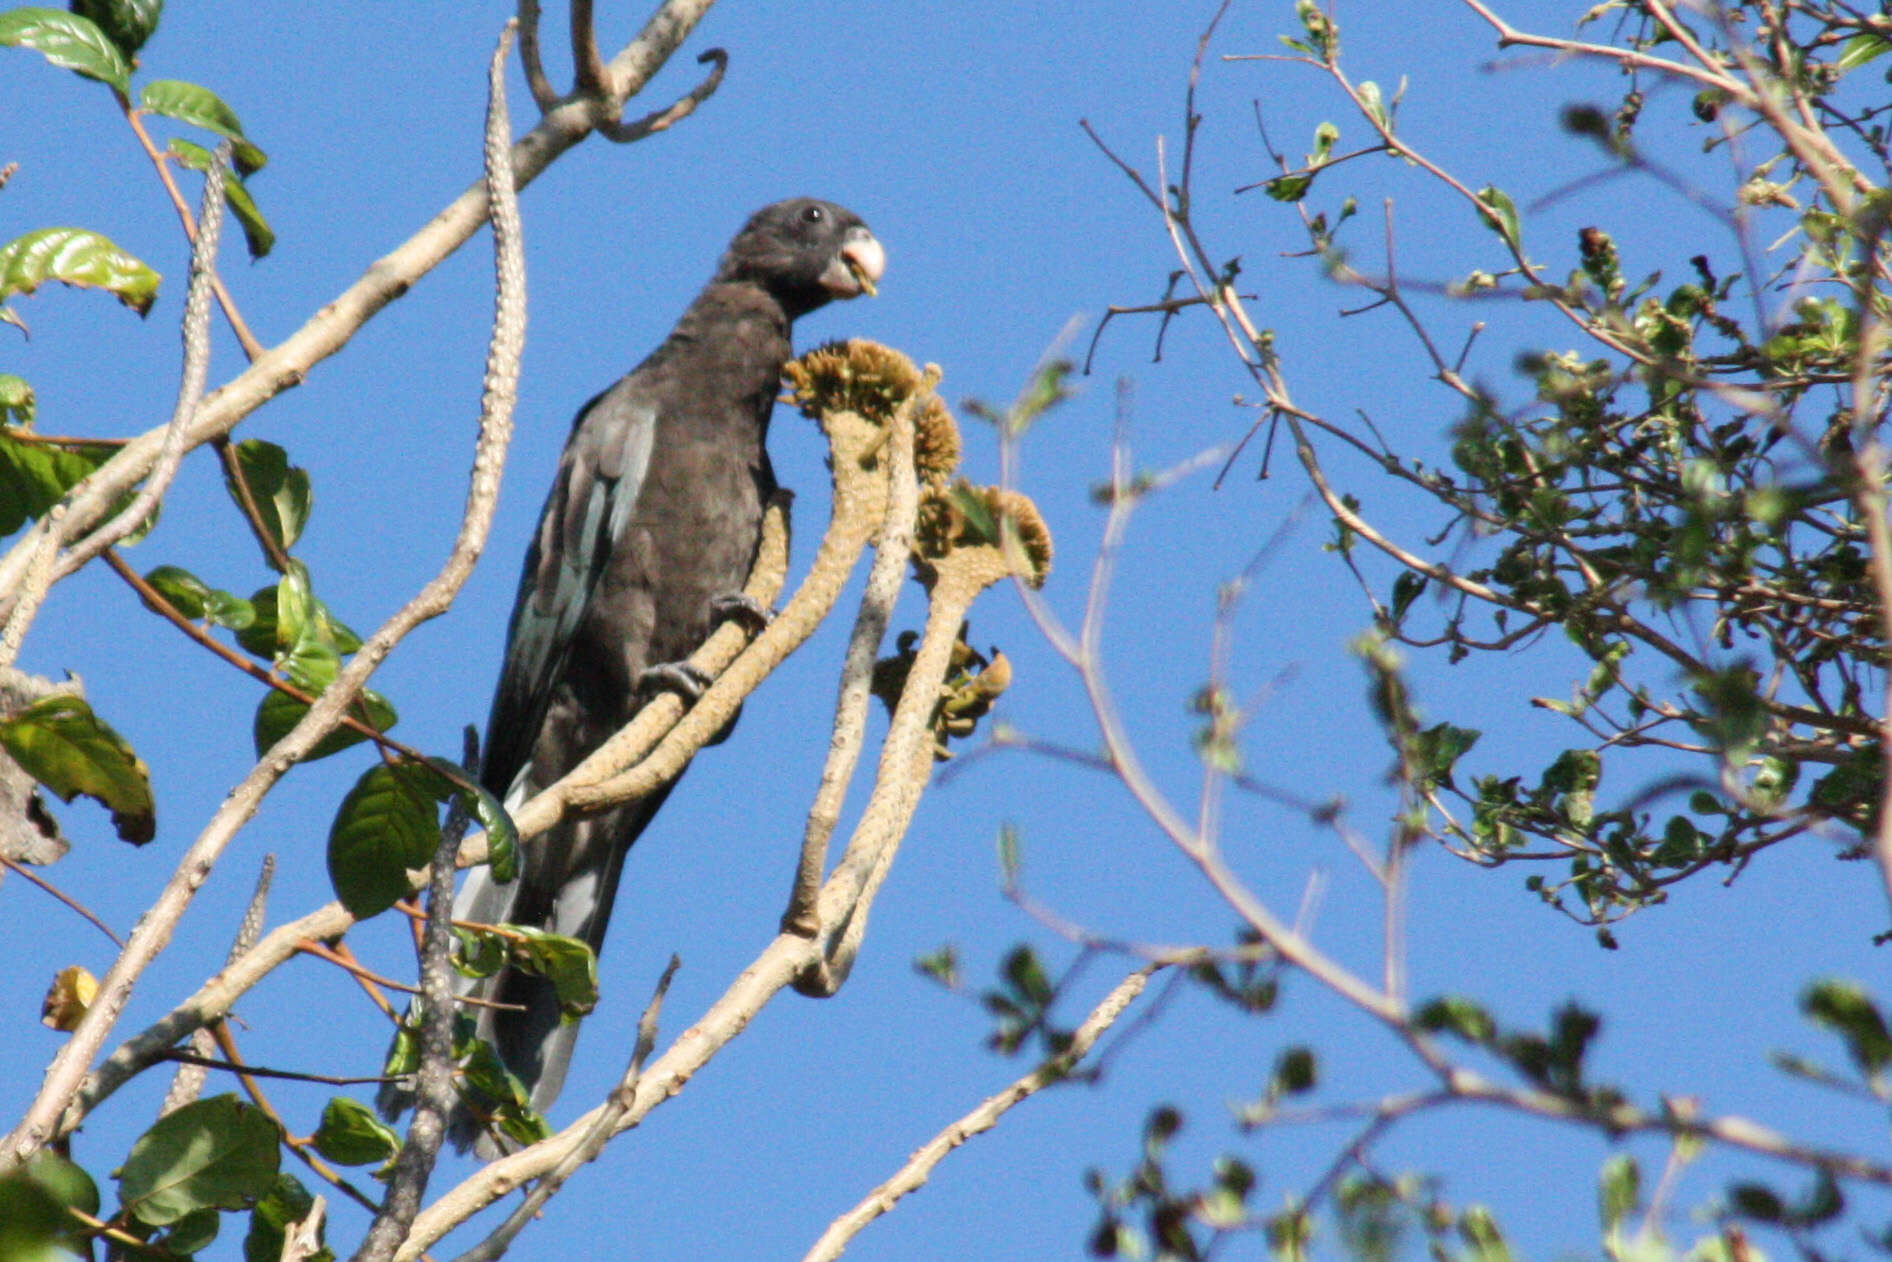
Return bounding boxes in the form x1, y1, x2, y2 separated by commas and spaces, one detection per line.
0, 7, 128, 91
1839, 33, 1891, 74
234, 579, 363, 661
1414, 995, 1495, 1042
326, 761, 440, 918
143, 564, 212, 618
0, 372, 34, 424
252, 685, 397, 762
452, 925, 507, 978
310, 1097, 400, 1167
1264, 173, 1312, 202
223, 440, 310, 558
0, 1171, 75, 1262
913, 943, 960, 989
1598, 1154, 1639, 1234
69, 0, 160, 54
1356, 79, 1389, 131
117, 1095, 280, 1227
243, 1174, 332, 1262
506, 926, 600, 1017
141, 80, 266, 174
426, 755, 516, 883
168, 140, 274, 259
1728, 1182, 1783, 1222
157, 1206, 220, 1255
1412, 721, 1479, 788
1002, 943, 1053, 1006
0, 430, 113, 536
0, 693, 154, 843
1388, 570, 1426, 622
0, 226, 159, 315
1475, 185, 1520, 248
22, 1151, 98, 1219
1269, 1045, 1317, 1097
1802, 978, 1892, 1075
950, 482, 1000, 544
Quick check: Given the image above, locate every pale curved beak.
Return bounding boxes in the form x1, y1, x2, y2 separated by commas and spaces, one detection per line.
823, 228, 885, 299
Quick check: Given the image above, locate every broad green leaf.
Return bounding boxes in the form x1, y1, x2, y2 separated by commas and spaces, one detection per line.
0, 7, 128, 92
69, 0, 160, 54
506, 926, 599, 1017
143, 564, 212, 618
243, 1174, 332, 1262
0, 693, 154, 843
326, 761, 439, 918
223, 439, 310, 558
0, 430, 113, 535
117, 1095, 280, 1227
0, 1171, 73, 1262
426, 755, 516, 883
235, 582, 362, 660
310, 1097, 400, 1167
141, 80, 266, 174
0, 372, 34, 424
0, 227, 159, 315
253, 685, 396, 761
167, 140, 274, 257
1475, 185, 1520, 249
157, 1206, 220, 1255
22, 1151, 98, 1219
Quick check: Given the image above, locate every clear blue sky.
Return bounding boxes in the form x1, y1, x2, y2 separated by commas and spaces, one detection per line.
3, 2, 1887, 1257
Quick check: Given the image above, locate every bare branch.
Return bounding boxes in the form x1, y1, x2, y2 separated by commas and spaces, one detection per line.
3, 14, 531, 1166
0, 0, 717, 616
802, 967, 1159, 1262
597, 48, 728, 144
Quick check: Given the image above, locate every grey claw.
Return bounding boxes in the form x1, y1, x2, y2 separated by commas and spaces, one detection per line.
637, 661, 713, 702
709, 591, 772, 634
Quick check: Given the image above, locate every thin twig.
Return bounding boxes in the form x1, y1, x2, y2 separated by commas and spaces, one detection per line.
450, 957, 681, 1262
802, 967, 1158, 1262
0, 853, 123, 948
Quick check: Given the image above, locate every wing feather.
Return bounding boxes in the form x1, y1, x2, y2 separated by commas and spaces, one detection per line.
479, 379, 658, 800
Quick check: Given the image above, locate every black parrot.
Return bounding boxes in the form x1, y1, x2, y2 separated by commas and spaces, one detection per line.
443, 198, 884, 1146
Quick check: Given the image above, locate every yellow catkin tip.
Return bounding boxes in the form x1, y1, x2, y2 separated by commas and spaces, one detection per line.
915, 480, 1054, 590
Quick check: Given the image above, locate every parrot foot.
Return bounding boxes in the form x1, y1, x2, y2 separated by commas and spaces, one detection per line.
637, 660, 714, 702
709, 591, 772, 634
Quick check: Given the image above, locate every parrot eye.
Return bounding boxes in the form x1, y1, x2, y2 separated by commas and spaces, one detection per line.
800, 204, 825, 224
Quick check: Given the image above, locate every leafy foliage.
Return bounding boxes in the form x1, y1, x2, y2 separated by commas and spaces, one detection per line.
0, 692, 155, 843
116, 1095, 280, 1226
0, 226, 158, 315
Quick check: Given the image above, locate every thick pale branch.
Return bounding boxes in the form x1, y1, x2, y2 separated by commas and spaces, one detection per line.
784, 375, 936, 935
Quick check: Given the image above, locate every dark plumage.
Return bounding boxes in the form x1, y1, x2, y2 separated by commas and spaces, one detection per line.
446, 198, 884, 1148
